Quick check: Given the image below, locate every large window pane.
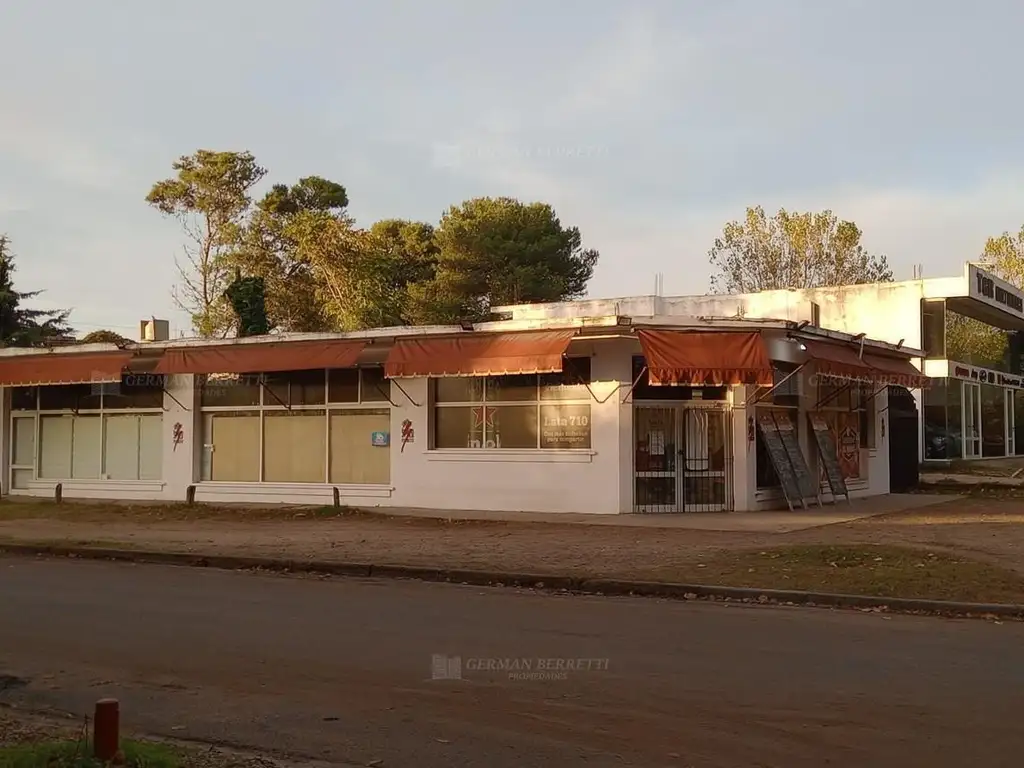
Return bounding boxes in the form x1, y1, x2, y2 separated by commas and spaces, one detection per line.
105, 374, 165, 409
540, 357, 592, 400
434, 407, 483, 448
921, 299, 946, 359
1015, 390, 1024, 456
39, 416, 73, 478
947, 380, 963, 459
328, 368, 360, 403
539, 404, 592, 449
11, 387, 37, 411
486, 405, 537, 449
139, 414, 163, 480
104, 414, 141, 480
330, 409, 390, 484
923, 380, 950, 460
434, 377, 483, 403
12, 417, 35, 466
263, 411, 326, 482
360, 367, 390, 402
981, 384, 1007, 457
209, 412, 260, 481
71, 415, 102, 478
485, 375, 537, 402
40, 384, 101, 411
201, 374, 261, 407
264, 370, 326, 406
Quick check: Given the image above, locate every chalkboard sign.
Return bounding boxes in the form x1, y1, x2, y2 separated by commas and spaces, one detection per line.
756, 412, 806, 510
808, 412, 850, 502
773, 411, 820, 505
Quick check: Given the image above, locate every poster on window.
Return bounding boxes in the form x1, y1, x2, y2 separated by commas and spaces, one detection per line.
837, 411, 861, 479
540, 404, 592, 449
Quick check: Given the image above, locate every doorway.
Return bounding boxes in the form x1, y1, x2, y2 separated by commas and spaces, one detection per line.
633, 404, 733, 513
964, 382, 982, 458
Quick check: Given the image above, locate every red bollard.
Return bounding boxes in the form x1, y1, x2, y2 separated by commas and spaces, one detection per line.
93, 698, 120, 761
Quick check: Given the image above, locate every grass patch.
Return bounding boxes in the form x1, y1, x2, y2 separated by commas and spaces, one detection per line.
677, 544, 1024, 603
0, 739, 179, 768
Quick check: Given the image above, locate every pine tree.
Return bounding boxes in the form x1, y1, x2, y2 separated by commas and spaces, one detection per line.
0, 235, 74, 347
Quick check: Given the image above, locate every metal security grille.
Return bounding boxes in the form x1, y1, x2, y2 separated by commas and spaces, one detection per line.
633, 404, 734, 513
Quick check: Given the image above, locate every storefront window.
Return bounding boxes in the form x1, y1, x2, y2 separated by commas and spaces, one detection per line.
946, 310, 1008, 370
1015, 390, 1024, 457
923, 380, 950, 460
981, 383, 1007, 457
947, 380, 963, 459
431, 359, 593, 450
200, 367, 391, 484
10, 383, 163, 483
921, 300, 946, 359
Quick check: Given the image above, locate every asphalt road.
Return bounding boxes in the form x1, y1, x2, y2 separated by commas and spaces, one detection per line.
1, 558, 1023, 768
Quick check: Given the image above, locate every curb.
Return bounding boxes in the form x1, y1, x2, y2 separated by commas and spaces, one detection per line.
2, 542, 1022, 620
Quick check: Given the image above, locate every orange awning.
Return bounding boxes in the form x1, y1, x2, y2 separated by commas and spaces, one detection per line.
384, 331, 575, 377
0, 351, 134, 386
802, 339, 876, 380
863, 353, 930, 389
154, 340, 366, 374
636, 329, 773, 386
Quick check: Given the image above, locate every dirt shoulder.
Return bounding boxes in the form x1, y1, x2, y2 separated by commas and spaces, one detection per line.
1, 497, 1023, 604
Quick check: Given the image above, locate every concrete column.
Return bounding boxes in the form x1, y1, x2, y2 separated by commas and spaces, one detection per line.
161, 373, 198, 500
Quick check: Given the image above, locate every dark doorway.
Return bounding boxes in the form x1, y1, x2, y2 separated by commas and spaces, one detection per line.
888, 385, 920, 492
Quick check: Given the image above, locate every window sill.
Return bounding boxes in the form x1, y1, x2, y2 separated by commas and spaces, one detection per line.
195, 482, 393, 499
425, 449, 596, 464
28, 479, 165, 488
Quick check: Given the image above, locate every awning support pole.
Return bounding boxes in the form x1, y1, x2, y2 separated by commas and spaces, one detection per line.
620, 366, 648, 404
371, 383, 401, 408
162, 387, 191, 412
391, 379, 422, 408
743, 363, 805, 408
814, 380, 855, 410
260, 380, 292, 411
585, 380, 624, 404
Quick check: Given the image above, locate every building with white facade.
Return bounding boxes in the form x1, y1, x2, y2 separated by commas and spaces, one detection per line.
0, 302, 925, 515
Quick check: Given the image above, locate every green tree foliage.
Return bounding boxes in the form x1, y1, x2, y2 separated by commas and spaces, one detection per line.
944, 226, 1024, 366
709, 206, 894, 293
150, 154, 600, 333
146, 150, 266, 337
225, 176, 349, 332
79, 329, 132, 346
223, 271, 270, 337
410, 197, 599, 323
0, 235, 73, 347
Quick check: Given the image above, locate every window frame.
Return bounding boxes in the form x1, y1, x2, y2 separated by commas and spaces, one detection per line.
429, 358, 594, 451
198, 366, 392, 484
8, 383, 164, 486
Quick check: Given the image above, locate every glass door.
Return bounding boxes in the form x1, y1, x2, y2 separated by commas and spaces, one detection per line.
634, 406, 679, 513
964, 383, 982, 458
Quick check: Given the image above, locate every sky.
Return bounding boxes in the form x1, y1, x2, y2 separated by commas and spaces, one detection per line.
1, 0, 1023, 338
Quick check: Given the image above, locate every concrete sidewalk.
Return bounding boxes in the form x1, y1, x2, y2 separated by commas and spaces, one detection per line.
363, 493, 956, 533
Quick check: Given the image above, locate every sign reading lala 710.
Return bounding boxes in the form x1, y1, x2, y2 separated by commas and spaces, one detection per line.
969, 264, 1024, 316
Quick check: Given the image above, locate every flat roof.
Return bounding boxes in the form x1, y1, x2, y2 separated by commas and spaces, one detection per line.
0, 314, 921, 360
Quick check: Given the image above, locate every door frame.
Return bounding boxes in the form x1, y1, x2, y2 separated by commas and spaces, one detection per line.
632, 401, 732, 513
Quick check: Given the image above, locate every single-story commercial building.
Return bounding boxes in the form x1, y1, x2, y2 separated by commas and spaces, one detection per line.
0, 306, 924, 515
